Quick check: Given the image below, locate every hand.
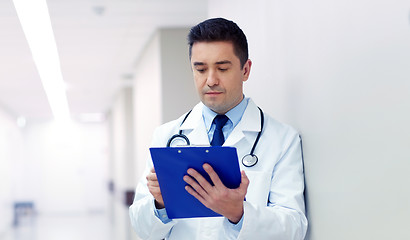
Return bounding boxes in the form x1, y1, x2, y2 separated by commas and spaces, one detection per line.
146, 168, 165, 209
183, 163, 250, 223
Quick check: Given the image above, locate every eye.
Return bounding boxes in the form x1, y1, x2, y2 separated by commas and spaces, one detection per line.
219, 68, 228, 72
196, 68, 206, 73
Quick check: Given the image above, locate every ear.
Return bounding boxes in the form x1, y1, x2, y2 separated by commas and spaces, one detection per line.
242, 59, 252, 82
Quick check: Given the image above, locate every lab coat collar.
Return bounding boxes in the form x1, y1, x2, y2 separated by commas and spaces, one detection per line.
179, 102, 209, 145
179, 99, 261, 147
224, 99, 261, 146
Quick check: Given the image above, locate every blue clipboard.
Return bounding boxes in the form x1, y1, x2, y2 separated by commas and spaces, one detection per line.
150, 146, 241, 219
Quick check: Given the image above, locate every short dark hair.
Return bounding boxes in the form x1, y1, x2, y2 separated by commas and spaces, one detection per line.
188, 18, 249, 68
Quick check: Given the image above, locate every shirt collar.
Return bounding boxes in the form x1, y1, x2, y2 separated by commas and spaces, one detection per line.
202, 96, 249, 132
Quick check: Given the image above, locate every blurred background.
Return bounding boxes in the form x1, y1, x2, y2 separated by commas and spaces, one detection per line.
0, 0, 409, 240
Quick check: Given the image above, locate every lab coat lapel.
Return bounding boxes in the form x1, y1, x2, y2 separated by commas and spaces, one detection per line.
176, 99, 261, 147
224, 99, 261, 147
179, 102, 210, 146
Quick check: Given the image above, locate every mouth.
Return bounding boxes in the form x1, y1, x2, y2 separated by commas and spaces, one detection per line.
205, 91, 222, 96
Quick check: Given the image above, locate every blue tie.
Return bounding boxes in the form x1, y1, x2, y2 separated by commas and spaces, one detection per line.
211, 115, 229, 146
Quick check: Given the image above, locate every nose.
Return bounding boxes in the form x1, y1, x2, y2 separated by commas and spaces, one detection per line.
206, 69, 219, 87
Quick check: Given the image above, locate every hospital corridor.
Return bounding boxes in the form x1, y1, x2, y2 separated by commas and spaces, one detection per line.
3, 213, 116, 240
0, 0, 205, 239
0, 118, 141, 240
1, 0, 410, 239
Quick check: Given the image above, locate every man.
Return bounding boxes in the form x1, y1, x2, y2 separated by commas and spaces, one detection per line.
129, 18, 308, 239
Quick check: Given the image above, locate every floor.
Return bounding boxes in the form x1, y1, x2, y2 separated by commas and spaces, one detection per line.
0, 211, 139, 240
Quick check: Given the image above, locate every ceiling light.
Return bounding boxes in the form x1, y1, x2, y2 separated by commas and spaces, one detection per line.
13, 0, 70, 122
93, 6, 106, 16
78, 113, 106, 123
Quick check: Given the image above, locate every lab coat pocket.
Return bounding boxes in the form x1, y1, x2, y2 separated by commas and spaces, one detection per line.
244, 171, 271, 206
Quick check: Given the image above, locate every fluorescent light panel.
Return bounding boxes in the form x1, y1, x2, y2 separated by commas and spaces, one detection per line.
13, 0, 70, 122
78, 113, 106, 123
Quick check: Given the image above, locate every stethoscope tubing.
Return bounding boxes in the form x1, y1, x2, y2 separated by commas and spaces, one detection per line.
166, 107, 264, 167
249, 107, 264, 156
166, 110, 192, 147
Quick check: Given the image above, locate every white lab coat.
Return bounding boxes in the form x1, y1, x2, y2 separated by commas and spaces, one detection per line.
129, 99, 308, 240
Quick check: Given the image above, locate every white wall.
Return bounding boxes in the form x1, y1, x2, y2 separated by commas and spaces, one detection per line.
160, 28, 199, 123
209, 0, 410, 239
0, 108, 23, 235
110, 87, 135, 193
133, 33, 162, 184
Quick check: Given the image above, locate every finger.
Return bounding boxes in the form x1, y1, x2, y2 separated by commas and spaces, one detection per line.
148, 185, 161, 195
186, 168, 213, 191
185, 185, 207, 207
202, 163, 224, 188
146, 172, 158, 181
147, 185, 162, 199
183, 175, 209, 197
147, 180, 160, 187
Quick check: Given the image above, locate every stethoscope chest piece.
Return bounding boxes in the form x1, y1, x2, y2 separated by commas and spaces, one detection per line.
242, 154, 258, 167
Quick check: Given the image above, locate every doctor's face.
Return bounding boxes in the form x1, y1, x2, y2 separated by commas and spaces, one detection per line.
190, 41, 252, 114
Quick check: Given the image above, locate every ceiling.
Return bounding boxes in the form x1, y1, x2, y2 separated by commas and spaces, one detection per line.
0, 0, 207, 122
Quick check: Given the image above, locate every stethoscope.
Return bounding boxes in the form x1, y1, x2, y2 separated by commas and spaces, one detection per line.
166, 107, 264, 167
